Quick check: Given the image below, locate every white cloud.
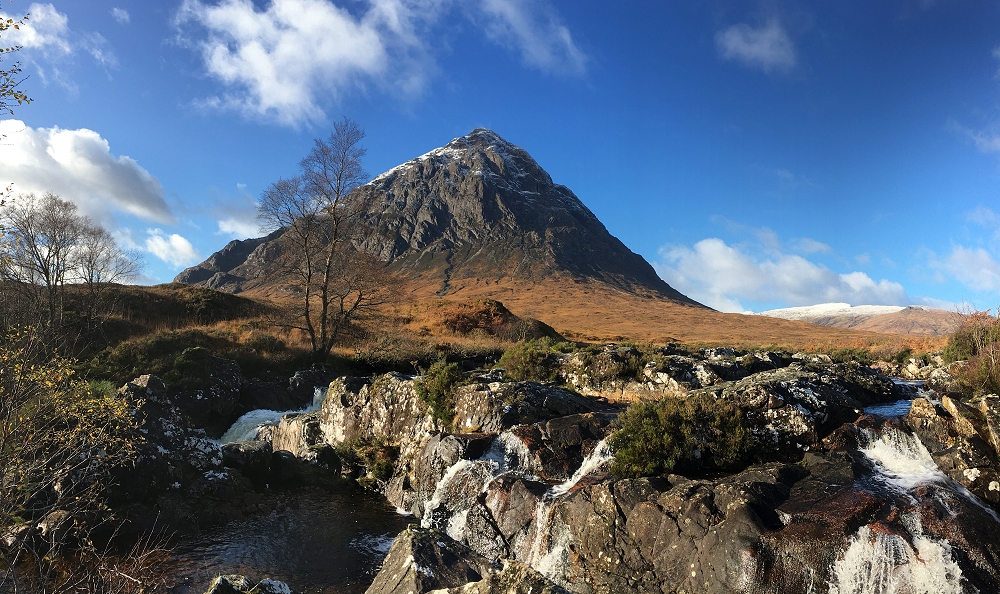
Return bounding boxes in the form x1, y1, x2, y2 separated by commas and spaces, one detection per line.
655, 237, 909, 313
716, 19, 796, 73
0, 119, 174, 225
1, 3, 72, 55
475, 0, 586, 75
930, 245, 1000, 292
217, 217, 261, 238
0, 3, 117, 86
110, 8, 130, 24
176, 0, 586, 127
145, 229, 202, 268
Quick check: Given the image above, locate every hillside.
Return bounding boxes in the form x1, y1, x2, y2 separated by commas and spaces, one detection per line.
757, 303, 962, 336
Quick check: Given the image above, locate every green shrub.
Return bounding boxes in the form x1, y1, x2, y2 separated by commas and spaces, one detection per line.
497, 339, 557, 382
829, 347, 873, 365
415, 359, 466, 423
609, 396, 751, 479
336, 439, 399, 488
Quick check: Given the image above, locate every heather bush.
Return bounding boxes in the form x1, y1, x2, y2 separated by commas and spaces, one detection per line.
609, 395, 751, 478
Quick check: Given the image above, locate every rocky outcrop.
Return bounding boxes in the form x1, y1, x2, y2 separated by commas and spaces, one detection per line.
175, 228, 284, 291
904, 395, 1000, 504
365, 527, 567, 594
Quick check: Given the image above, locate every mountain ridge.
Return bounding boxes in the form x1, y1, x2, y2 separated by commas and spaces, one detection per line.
176, 128, 702, 307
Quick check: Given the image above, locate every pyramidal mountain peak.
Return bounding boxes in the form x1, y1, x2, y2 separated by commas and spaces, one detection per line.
176, 129, 701, 307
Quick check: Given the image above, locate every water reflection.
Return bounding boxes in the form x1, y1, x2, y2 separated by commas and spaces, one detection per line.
166, 488, 409, 594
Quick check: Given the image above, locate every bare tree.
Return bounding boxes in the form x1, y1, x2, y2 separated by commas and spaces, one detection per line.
258, 117, 392, 363
75, 225, 142, 331
0, 193, 83, 327
0, 7, 30, 117
0, 193, 140, 334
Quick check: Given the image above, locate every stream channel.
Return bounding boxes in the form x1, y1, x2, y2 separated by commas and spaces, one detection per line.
164, 380, 1000, 593
165, 388, 410, 594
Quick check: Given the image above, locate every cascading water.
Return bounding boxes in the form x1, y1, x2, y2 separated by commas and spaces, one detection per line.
827, 425, 987, 592
219, 386, 328, 444
419, 433, 613, 583
527, 439, 613, 583
420, 432, 537, 539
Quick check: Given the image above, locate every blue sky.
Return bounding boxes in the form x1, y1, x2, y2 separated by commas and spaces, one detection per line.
3, 0, 1000, 313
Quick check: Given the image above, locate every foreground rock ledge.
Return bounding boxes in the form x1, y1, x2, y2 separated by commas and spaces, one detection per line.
365, 527, 565, 594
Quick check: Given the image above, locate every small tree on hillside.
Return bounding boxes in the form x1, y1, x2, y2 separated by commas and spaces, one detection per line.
0, 193, 140, 334
258, 117, 392, 364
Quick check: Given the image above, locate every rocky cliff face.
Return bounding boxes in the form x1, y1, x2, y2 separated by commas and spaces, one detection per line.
174, 129, 698, 304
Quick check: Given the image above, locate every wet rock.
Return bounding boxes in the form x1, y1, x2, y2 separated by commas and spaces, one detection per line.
451, 381, 615, 432
272, 411, 324, 457
222, 440, 273, 486
365, 527, 495, 594
204, 575, 253, 594
288, 369, 339, 406
687, 363, 898, 461
432, 560, 567, 594
320, 373, 440, 464
926, 362, 963, 396
269, 450, 341, 490
411, 433, 495, 510
203, 575, 294, 594
169, 353, 245, 436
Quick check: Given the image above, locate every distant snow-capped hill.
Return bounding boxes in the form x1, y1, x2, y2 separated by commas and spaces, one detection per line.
755, 303, 962, 336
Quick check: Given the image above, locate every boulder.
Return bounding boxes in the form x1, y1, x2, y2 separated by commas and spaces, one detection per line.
365, 528, 495, 594
222, 440, 273, 486
451, 381, 615, 432
203, 575, 293, 594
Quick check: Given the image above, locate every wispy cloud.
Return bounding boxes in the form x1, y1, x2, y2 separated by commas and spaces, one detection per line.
929, 245, 1000, 292
475, 0, 586, 75
0, 3, 118, 87
110, 7, 130, 24
0, 119, 174, 225
175, 0, 586, 127
716, 19, 796, 73
655, 236, 909, 313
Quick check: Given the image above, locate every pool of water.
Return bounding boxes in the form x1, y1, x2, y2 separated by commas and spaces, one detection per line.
165, 488, 410, 594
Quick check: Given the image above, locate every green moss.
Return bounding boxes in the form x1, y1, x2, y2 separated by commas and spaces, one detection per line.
609, 395, 751, 479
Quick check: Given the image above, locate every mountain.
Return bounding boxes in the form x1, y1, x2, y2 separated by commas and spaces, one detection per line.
757, 303, 963, 336
176, 129, 699, 305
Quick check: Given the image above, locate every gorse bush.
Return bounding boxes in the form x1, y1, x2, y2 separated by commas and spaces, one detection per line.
608, 395, 751, 479
415, 359, 466, 423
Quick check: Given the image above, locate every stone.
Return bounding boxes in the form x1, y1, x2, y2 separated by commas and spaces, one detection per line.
364, 528, 495, 594
222, 440, 273, 486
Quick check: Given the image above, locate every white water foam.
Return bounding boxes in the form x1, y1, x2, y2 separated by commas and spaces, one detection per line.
526, 438, 613, 583
219, 386, 329, 444
420, 432, 537, 539
829, 521, 963, 594
859, 428, 948, 492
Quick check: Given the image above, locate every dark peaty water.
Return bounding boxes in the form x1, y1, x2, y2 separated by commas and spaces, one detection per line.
165, 489, 410, 594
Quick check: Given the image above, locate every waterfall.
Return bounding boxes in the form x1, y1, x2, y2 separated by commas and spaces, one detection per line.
829, 520, 962, 594
526, 438, 613, 582
220, 386, 329, 444
420, 432, 537, 539
828, 425, 985, 592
